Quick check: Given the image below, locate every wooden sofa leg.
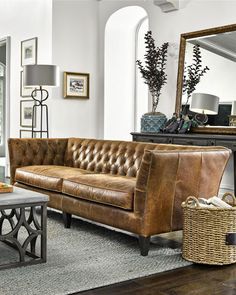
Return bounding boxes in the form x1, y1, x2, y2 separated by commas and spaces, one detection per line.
63, 212, 72, 228
139, 236, 150, 256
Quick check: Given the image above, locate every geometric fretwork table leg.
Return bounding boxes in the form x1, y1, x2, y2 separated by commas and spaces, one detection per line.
0, 201, 48, 270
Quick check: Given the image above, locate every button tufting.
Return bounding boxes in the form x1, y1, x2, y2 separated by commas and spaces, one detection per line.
66, 138, 147, 176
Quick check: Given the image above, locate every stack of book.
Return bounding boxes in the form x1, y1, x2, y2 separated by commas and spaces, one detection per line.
0, 182, 13, 193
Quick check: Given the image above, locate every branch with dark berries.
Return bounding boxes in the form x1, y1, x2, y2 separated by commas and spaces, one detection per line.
136, 31, 169, 113
182, 44, 209, 115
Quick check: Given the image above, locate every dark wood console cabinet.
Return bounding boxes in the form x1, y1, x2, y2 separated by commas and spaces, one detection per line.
131, 132, 236, 194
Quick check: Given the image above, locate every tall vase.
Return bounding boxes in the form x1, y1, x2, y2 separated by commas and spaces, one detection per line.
141, 112, 167, 133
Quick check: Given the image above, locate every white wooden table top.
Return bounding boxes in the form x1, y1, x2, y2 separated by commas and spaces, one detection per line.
0, 187, 49, 207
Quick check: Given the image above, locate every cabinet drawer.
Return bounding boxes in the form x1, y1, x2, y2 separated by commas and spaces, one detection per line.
133, 136, 171, 144
172, 138, 214, 146
215, 140, 236, 150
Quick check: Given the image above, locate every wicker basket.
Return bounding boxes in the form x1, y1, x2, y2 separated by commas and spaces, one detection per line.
182, 193, 236, 265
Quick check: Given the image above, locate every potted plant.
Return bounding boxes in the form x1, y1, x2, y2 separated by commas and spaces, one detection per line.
136, 31, 169, 133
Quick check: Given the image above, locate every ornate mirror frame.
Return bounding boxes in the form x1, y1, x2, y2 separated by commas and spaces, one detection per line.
175, 23, 236, 134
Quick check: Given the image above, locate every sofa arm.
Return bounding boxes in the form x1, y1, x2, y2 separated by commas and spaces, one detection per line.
8, 138, 68, 184
134, 148, 231, 236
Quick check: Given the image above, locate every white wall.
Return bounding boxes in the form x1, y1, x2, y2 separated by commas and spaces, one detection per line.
0, 0, 52, 138
104, 6, 147, 140
51, 0, 99, 138
98, 1, 153, 138
136, 18, 149, 132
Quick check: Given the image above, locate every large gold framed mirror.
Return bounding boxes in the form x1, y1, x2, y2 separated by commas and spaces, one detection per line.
176, 23, 236, 134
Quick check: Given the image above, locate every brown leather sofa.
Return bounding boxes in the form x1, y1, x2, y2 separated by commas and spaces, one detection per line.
8, 138, 230, 255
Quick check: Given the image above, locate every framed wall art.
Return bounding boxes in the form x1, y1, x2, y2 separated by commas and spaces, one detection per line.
20, 71, 35, 97
20, 100, 36, 128
21, 37, 37, 66
63, 72, 89, 98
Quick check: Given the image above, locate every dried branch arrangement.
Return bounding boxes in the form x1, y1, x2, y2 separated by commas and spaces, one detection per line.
136, 31, 169, 113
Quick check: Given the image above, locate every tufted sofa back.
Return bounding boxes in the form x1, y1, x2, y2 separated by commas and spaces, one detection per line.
8, 138, 69, 184
64, 138, 160, 177
64, 138, 215, 178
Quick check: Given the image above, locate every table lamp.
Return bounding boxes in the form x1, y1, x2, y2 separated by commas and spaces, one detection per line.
190, 93, 219, 124
23, 64, 59, 138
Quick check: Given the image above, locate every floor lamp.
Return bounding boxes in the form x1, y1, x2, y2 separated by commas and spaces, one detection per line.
23, 65, 59, 138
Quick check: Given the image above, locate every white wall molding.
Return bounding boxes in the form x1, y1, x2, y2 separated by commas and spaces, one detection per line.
154, 0, 179, 12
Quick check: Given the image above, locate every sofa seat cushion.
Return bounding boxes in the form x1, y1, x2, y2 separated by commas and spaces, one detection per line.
15, 165, 93, 192
62, 174, 136, 210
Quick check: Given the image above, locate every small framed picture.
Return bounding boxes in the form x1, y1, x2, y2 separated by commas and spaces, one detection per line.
20, 100, 36, 128
20, 71, 35, 97
19, 130, 35, 138
63, 72, 89, 98
21, 37, 37, 66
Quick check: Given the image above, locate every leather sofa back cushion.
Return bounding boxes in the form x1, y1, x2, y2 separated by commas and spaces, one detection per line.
65, 138, 154, 177
64, 138, 216, 178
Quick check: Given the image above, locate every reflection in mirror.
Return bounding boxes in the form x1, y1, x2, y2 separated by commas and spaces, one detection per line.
176, 24, 236, 133
183, 32, 236, 125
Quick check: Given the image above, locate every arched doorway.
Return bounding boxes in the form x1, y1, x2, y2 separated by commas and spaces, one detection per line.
104, 6, 149, 140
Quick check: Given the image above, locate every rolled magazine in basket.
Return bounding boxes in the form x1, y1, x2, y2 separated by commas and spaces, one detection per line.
208, 196, 232, 208
194, 196, 232, 208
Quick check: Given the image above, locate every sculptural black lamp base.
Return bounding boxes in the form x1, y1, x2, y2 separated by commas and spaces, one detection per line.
24, 65, 59, 138
194, 111, 208, 125
31, 86, 49, 138
190, 93, 219, 125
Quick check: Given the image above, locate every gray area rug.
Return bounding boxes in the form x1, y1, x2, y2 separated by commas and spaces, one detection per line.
0, 210, 191, 295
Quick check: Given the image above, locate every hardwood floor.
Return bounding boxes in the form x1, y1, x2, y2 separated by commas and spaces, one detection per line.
74, 262, 236, 295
